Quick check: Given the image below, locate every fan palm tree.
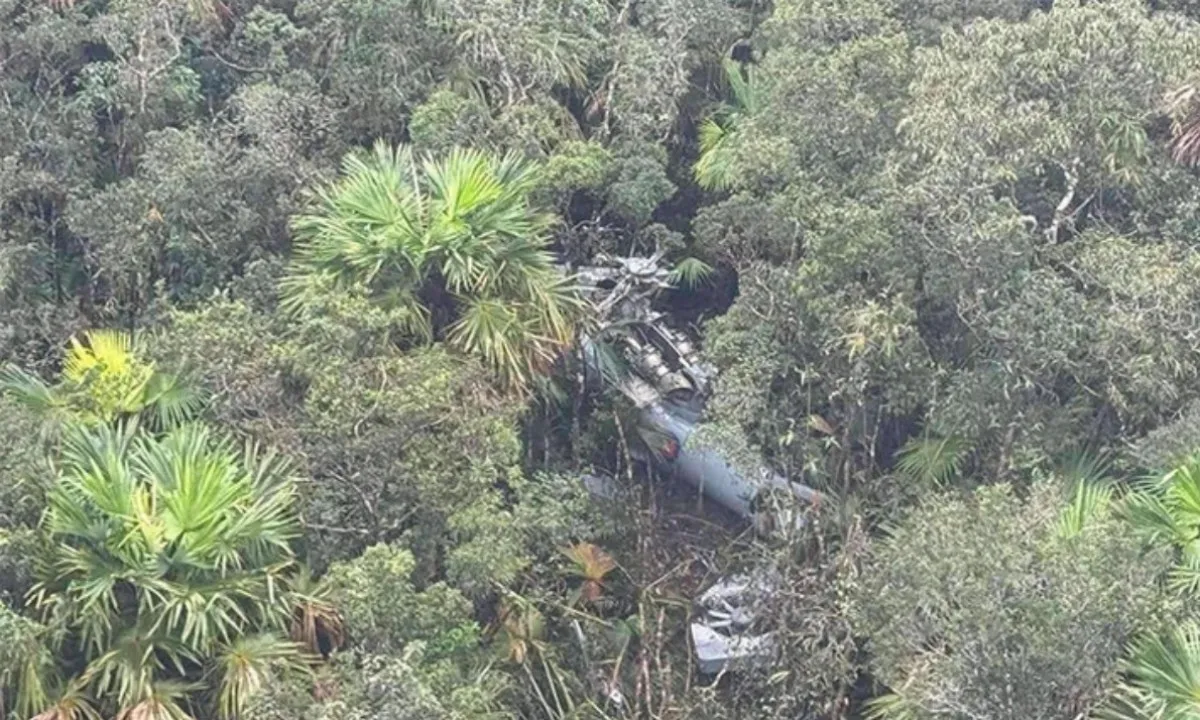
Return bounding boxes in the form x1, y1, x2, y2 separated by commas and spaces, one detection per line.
1123, 456, 1200, 593
14, 421, 309, 720
0, 330, 201, 435
694, 59, 764, 192
281, 141, 582, 391
1099, 622, 1200, 720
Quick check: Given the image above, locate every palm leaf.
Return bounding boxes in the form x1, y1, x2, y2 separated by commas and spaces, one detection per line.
693, 60, 763, 191
1099, 623, 1200, 720
287, 566, 344, 657
0, 364, 62, 416
140, 372, 203, 432
213, 635, 309, 720
283, 142, 579, 391
668, 257, 715, 288
694, 118, 737, 191
111, 680, 197, 720
1057, 479, 1113, 539
895, 434, 967, 488
37, 421, 304, 718
30, 678, 102, 720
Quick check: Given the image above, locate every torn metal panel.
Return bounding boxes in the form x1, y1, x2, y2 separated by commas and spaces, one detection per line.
691, 623, 776, 675
690, 570, 781, 675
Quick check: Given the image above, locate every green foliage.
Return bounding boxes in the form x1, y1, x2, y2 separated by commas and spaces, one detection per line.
10, 0, 1200, 717
694, 59, 764, 192
851, 482, 1171, 720
23, 421, 307, 719
145, 299, 537, 595
246, 648, 510, 720
0, 604, 57, 720
668, 256, 716, 289
894, 435, 967, 489
282, 141, 581, 390
1124, 456, 1200, 595
603, 142, 677, 226
1, 330, 201, 435
311, 544, 513, 718
1057, 479, 1115, 540
702, 0, 1200, 491
538, 141, 613, 202
1099, 622, 1200, 720
324, 543, 478, 659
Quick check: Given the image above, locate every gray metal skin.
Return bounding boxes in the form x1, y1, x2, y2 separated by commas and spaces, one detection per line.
639, 401, 819, 525
576, 252, 818, 526
575, 253, 817, 676
690, 571, 779, 675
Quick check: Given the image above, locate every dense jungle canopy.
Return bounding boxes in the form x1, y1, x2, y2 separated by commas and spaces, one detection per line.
9, 0, 1200, 718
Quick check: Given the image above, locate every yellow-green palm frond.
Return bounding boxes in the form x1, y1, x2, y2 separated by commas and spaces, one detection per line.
214, 635, 309, 720
62, 331, 136, 386
64, 331, 154, 421
34, 330, 201, 430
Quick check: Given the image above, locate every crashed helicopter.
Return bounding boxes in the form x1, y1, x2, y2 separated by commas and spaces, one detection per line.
571, 251, 820, 676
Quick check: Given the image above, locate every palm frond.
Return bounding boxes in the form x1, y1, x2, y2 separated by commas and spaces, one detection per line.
30, 678, 102, 720
287, 566, 344, 658
694, 118, 737, 191
1124, 457, 1200, 547
864, 691, 921, 720
0, 364, 67, 423
723, 58, 763, 115
1057, 479, 1113, 539
694, 59, 763, 192
283, 142, 579, 391
213, 635, 309, 720
38, 421, 304, 717
668, 257, 715, 289
4, 330, 198, 431
561, 543, 616, 606
1123, 491, 1187, 547
581, 337, 631, 392
1167, 549, 1200, 596
141, 372, 204, 432
1099, 623, 1200, 720
111, 680, 197, 720
895, 434, 967, 488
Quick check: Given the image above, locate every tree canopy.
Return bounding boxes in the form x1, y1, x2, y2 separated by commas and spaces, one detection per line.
8, 0, 1200, 718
